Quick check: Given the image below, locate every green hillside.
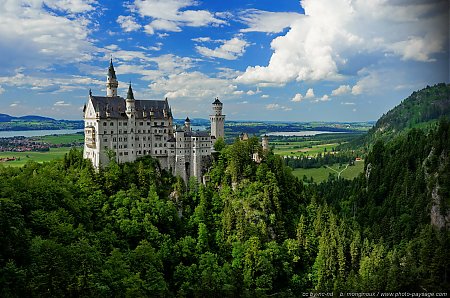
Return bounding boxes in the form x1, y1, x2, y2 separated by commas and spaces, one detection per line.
355, 83, 449, 147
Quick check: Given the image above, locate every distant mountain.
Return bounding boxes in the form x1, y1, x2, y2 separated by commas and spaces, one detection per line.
0, 113, 83, 131
355, 83, 450, 147
0, 113, 14, 122
18, 115, 56, 121
0, 113, 56, 122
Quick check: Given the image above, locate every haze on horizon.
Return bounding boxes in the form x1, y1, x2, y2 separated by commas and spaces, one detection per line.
0, 0, 448, 122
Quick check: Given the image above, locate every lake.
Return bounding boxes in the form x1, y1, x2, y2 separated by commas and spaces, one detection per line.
265, 131, 348, 137
0, 129, 84, 138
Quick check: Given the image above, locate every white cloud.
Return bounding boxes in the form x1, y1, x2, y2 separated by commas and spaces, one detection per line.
246, 87, 261, 96
149, 71, 237, 100
233, 90, 245, 95
319, 94, 330, 102
192, 37, 212, 42
43, 0, 97, 14
0, 85, 4, 95
351, 70, 380, 95
196, 37, 248, 60
305, 88, 315, 99
265, 103, 291, 111
331, 85, 351, 96
261, 94, 269, 98
236, 0, 448, 85
117, 15, 142, 32
239, 9, 303, 33
291, 93, 303, 102
132, 0, 226, 34
266, 103, 280, 110
0, 0, 97, 74
54, 101, 71, 106
147, 19, 181, 33
341, 102, 355, 105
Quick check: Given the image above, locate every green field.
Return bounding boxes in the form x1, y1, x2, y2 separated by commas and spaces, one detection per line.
0, 147, 74, 167
291, 160, 365, 183
273, 142, 338, 157
33, 133, 84, 145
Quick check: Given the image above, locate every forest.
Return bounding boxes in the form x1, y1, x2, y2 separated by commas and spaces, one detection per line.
0, 114, 449, 296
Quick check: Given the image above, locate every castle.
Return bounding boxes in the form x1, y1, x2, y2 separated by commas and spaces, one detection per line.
83, 59, 225, 181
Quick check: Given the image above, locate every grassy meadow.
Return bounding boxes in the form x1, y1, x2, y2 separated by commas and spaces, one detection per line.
291, 160, 365, 183
0, 147, 75, 167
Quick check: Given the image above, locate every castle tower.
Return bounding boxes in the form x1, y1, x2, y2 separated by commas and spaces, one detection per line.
210, 97, 225, 142
126, 83, 135, 115
262, 135, 269, 151
106, 58, 118, 97
185, 117, 191, 131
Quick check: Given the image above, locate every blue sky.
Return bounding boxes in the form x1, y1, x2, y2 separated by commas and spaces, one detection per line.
0, 0, 448, 121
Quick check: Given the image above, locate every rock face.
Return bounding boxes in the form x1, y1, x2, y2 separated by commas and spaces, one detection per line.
424, 148, 450, 229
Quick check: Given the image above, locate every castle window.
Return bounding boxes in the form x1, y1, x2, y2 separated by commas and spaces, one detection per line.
131, 129, 133, 133
119, 129, 122, 134
138, 130, 140, 133
103, 138, 107, 142
113, 145, 117, 149
160, 122, 163, 126
110, 122, 113, 126
124, 152, 128, 156
103, 122, 107, 126
111, 131, 113, 134
124, 122, 127, 126
138, 144, 141, 147
124, 144, 127, 148
119, 152, 123, 156
154, 122, 157, 126
140, 122, 143, 126
143, 137, 146, 141
119, 122, 122, 126
147, 122, 150, 125
113, 137, 116, 142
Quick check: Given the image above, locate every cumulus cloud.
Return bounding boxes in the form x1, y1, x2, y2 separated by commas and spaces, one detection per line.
149, 71, 237, 100
196, 37, 248, 60
305, 88, 315, 99
117, 15, 142, 32
132, 0, 226, 34
331, 85, 351, 96
0, 0, 97, 71
239, 9, 303, 33
291, 93, 303, 102
236, 0, 448, 85
261, 94, 269, 98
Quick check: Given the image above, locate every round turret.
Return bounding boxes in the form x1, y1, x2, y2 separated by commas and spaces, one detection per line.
212, 97, 223, 116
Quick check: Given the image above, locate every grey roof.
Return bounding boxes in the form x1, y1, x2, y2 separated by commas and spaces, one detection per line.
186, 131, 210, 137
185, 117, 190, 122
108, 59, 117, 80
126, 84, 134, 100
90, 95, 170, 119
212, 97, 222, 105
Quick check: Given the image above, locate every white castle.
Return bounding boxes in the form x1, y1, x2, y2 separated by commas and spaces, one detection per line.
83, 59, 225, 181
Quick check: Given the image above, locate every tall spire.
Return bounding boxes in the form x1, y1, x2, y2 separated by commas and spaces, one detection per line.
108, 58, 117, 80
127, 82, 134, 100
106, 57, 118, 97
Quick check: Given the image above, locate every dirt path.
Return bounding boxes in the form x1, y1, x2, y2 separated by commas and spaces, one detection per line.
325, 164, 349, 178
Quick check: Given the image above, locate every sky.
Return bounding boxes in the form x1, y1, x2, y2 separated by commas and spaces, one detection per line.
0, 0, 448, 121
